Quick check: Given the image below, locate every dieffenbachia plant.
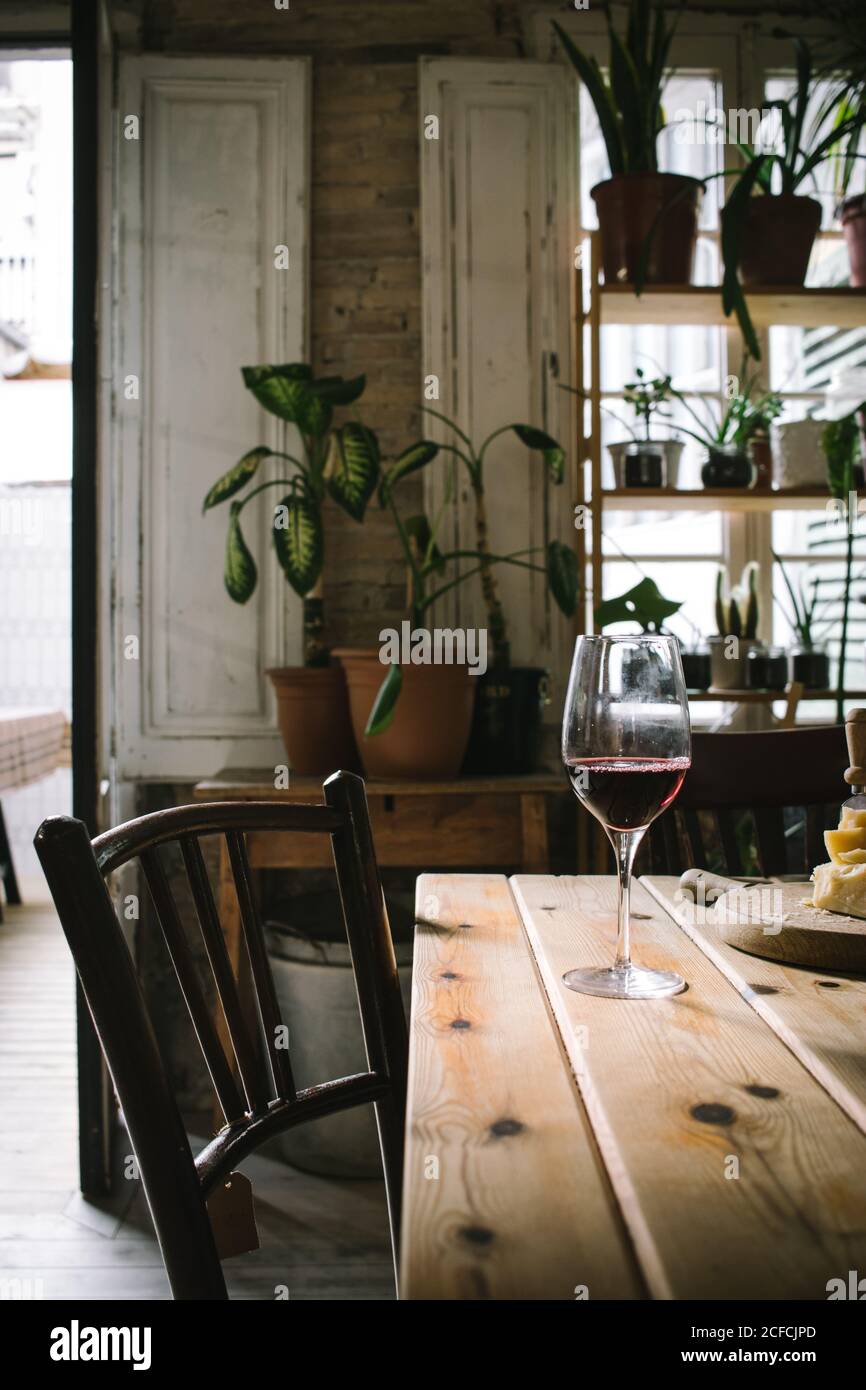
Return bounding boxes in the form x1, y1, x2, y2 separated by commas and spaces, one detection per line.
202, 363, 379, 666
366, 438, 580, 734
419, 406, 572, 669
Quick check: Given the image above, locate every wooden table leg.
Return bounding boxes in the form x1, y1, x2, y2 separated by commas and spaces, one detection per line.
520, 793, 549, 873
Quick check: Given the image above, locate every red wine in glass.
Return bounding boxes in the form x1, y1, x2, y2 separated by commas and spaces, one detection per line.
566, 757, 690, 832
561, 635, 691, 999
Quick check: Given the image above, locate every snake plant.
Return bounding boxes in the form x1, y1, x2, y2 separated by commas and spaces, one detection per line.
715, 562, 759, 640
202, 363, 379, 666
552, 1, 678, 175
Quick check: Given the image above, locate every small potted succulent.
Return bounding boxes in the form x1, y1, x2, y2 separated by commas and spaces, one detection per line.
202, 363, 379, 773
560, 370, 683, 488
772, 551, 831, 691
552, 2, 703, 286
710, 562, 760, 689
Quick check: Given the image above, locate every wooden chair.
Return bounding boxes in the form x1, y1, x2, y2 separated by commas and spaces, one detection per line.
34, 771, 408, 1301
648, 724, 848, 876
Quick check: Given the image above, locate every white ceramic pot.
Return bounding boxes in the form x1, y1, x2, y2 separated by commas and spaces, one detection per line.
607, 438, 684, 488
709, 636, 761, 690
770, 419, 827, 489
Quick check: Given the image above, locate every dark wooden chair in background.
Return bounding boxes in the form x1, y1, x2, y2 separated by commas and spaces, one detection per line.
649, 724, 848, 876
34, 770, 408, 1300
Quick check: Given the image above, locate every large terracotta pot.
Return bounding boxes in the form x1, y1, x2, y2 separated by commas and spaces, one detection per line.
334, 648, 476, 779
841, 195, 866, 287
738, 194, 821, 286
266, 666, 360, 776
591, 172, 703, 285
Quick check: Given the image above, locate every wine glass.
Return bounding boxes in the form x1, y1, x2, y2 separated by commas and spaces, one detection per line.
562, 634, 691, 999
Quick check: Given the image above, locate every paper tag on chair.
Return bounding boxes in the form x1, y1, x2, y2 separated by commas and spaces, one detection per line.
206, 1171, 260, 1260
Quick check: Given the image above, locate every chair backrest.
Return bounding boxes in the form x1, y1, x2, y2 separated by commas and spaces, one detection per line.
649, 724, 848, 876
34, 771, 407, 1300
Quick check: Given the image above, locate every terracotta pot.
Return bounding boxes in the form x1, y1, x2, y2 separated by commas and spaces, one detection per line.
266, 666, 360, 776
334, 648, 476, 780
591, 173, 703, 285
841, 195, 866, 287
738, 194, 821, 286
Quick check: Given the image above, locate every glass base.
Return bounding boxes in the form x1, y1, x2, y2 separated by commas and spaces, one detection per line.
562, 962, 686, 999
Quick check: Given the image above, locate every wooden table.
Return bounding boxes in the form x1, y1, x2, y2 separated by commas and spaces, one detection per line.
192, 770, 568, 985
401, 872, 866, 1300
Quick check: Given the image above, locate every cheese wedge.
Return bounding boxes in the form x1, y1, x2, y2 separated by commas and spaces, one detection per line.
839, 806, 866, 829
825, 827, 866, 863
811, 861, 866, 919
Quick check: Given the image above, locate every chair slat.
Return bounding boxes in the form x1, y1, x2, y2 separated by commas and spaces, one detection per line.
805, 804, 825, 874
716, 810, 742, 876
683, 809, 707, 869
225, 831, 295, 1102
754, 808, 788, 877
179, 837, 270, 1116
139, 849, 245, 1126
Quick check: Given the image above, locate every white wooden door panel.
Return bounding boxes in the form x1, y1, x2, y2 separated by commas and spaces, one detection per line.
115, 56, 309, 778
420, 59, 576, 688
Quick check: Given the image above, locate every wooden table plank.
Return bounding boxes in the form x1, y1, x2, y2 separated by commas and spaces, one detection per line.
643, 874, 866, 1135
401, 874, 643, 1300
511, 874, 866, 1300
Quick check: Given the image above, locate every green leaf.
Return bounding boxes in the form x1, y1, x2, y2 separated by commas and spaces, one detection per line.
552, 21, 625, 174
241, 363, 313, 424
404, 513, 446, 574
365, 663, 403, 737
203, 446, 271, 512
272, 487, 324, 597
378, 440, 440, 507
594, 576, 682, 633
546, 540, 580, 617
224, 503, 258, 604
326, 422, 380, 521
510, 424, 566, 482
308, 373, 366, 406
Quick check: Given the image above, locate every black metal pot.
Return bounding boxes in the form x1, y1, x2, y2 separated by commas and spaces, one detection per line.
461, 666, 549, 774
789, 645, 831, 690
746, 645, 788, 691
701, 445, 754, 488
680, 648, 712, 690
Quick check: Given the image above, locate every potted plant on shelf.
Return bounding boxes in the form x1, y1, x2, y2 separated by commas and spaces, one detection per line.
710, 562, 760, 689
552, 1, 703, 286
771, 551, 831, 693
202, 363, 379, 774
664, 371, 759, 488
720, 37, 864, 358
342, 437, 579, 780
801, 5, 866, 284
562, 369, 683, 489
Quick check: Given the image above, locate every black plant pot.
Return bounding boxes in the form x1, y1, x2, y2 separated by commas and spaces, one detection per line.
462, 666, 549, 775
624, 444, 664, 488
680, 649, 712, 691
789, 646, 831, 690
746, 646, 788, 691
701, 446, 754, 488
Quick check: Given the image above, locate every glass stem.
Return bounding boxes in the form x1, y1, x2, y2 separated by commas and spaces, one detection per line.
611, 829, 645, 970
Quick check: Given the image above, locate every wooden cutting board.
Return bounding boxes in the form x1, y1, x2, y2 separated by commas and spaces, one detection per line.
705, 880, 866, 972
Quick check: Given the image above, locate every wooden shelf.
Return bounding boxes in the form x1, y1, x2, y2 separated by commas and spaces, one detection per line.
599, 284, 866, 329
600, 486, 845, 512
687, 689, 862, 703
